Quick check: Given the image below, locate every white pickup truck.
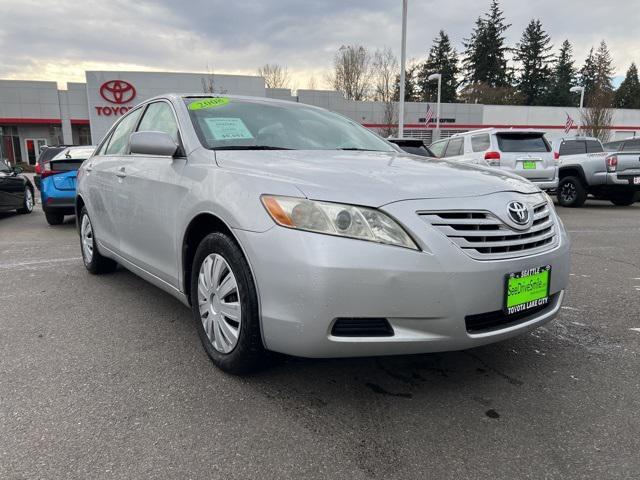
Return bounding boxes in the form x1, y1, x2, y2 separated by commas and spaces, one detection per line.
552, 136, 640, 207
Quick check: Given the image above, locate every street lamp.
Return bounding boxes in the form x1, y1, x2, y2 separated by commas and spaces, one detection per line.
570, 86, 585, 133
428, 73, 442, 141
398, 0, 408, 138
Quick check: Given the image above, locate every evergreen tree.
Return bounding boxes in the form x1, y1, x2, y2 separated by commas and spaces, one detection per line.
615, 63, 640, 109
593, 40, 614, 93
579, 47, 598, 95
462, 0, 511, 88
546, 40, 577, 106
393, 63, 419, 102
514, 19, 553, 105
416, 30, 460, 103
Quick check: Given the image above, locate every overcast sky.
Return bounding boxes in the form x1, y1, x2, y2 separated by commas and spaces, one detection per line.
1, 0, 638, 89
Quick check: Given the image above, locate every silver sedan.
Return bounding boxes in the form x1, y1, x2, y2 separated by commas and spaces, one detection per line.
76, 94, 570, 373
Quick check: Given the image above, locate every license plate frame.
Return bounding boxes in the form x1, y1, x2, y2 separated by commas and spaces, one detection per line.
504, 265, 551, 315
633, 176, 640, 185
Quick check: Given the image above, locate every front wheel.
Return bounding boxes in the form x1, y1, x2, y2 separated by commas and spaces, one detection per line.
557, 176, 587, 208
17, 187, 34, 214
610, 191, 636, 206
78, 207, 117, 274
190, 232, 266, 374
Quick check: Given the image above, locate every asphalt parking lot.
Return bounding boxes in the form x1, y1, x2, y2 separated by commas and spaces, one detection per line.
1, 200, 639, 480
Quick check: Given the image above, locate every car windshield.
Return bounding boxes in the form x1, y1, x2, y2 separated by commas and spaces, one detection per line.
185, 97, 395, 152
496, 133, 550, 153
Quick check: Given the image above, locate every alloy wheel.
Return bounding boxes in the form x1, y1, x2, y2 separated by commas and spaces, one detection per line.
80, 214, 94, 263
25, 189, 33, 212
560, 182, 577, 203
197, 254, 242, 354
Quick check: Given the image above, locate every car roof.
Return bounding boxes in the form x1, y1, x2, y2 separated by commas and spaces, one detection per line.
144, 93, 322, 111
452, 128, 547, 137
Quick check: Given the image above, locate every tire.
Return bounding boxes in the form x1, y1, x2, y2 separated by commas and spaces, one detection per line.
190, 232, 266, 374
557, 176, 587, 208
610, 191, 636, 206
78, 207, 117, 274
45, 211, 64, 225
17, 187, 34, 214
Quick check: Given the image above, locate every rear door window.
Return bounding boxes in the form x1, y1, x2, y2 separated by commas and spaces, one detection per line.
585, 140, 604, 153
471, 134, 490, 152
622, 139, 640, 151
496, 133, 550, 153
559, 140, 586, 156
444, 138, 464, 157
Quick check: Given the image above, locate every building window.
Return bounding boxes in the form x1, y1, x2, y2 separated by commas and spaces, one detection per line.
48, 125, 63, 146
77, 126, 92, 145
0, 126, 22, 165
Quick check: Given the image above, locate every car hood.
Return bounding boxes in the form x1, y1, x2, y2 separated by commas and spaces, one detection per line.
215, 150, 540, 207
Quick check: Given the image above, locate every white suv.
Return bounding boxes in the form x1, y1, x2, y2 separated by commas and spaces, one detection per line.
430, 129, 559, 191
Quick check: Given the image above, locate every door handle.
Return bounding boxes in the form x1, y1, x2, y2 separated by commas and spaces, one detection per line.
116, 166, 127, 178
85, 163, 93, 172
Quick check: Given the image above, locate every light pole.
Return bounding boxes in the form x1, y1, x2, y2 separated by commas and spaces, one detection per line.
428, 73, 442, 141
398, 0, 408, 138
570, 86, 585, 134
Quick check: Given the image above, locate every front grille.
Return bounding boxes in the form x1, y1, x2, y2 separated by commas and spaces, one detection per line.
419, 202, 556, 260
465, 293, 559, 333
331, 318, 394, 337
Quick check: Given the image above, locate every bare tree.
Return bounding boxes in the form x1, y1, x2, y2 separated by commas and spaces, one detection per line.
582, 89, 614, 143
201, 65, 227, 94
307, 75, 318, 90
258, 63, 291, 89
329, 44, 374, 101
372, 47, 399, 137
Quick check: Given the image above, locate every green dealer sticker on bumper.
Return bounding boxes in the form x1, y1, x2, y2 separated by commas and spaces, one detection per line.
505, 266, 551, 314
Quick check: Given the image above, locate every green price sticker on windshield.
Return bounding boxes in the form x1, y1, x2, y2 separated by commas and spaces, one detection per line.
188, 97, 230, 110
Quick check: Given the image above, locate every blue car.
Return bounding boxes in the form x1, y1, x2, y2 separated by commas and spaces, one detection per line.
39, 146, 94, 225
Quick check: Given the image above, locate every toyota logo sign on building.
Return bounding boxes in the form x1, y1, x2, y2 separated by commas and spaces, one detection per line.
99, 80, 136, 104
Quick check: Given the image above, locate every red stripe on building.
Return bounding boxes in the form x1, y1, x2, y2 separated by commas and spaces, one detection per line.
0, 118, 62, 125
70, 119, 90, 125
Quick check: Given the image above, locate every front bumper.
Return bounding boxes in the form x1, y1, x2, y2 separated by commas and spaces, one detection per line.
234, 194, 571, 358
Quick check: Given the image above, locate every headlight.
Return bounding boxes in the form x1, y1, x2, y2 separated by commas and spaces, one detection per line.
261, 195, 419, 250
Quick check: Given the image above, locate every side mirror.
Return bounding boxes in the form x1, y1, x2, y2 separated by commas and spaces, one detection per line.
13, 166, 23, 175
129, 131, 178, 157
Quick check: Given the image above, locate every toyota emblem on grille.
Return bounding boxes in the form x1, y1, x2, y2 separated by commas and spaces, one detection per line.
507, 201, 529, 225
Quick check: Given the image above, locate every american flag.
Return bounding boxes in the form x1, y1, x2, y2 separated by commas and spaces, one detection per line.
564, 113, 575, 134
425, 104, 434, 124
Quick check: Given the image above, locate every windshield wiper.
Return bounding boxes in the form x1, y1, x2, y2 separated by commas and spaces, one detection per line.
214, 145, 292, 151
336, 148, 383, 152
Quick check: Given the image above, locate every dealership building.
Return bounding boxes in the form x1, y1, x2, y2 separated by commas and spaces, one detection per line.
2, 70, 640, 165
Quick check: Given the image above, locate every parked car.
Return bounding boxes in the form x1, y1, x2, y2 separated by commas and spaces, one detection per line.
557, 148, 640, 207
77, 94, 570, 374
387, 138, 436, 157
33, 145, 75, 190
429, 129, 559, 191
0, 160, 34, 214
603, 137, 640, 152
40, 146, 95, 225
550, 136, 606, 160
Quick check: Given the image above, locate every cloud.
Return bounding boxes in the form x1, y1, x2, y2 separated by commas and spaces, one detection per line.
0, 0, 638, 88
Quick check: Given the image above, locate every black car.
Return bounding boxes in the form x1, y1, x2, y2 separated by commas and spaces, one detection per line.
387, 138, 436, 157
0, 160, 34, 215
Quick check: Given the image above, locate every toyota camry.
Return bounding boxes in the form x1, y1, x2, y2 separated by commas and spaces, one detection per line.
76, 95, 570, 373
